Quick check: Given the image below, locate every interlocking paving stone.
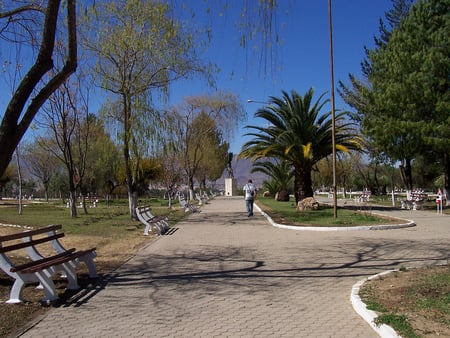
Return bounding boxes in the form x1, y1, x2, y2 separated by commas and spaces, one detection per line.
18, 197, 449, 337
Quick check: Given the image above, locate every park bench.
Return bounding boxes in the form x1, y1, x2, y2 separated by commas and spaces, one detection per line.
401, 192, 428, 210
195, 193, 203, 205
355, 191, 371, 203
0, 225, 97, 304
195, 193, 210, 205
177, 194, 200, 213
411, 192, 427, 210
135, 206, 169, 236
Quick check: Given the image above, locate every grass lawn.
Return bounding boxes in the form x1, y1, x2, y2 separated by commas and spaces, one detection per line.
256, 196, 402, 227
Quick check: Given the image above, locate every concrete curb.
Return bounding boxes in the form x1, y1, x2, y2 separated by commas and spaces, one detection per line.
254, 203, 416, 231
0, 222, 33, 229
351, 271, 401, 338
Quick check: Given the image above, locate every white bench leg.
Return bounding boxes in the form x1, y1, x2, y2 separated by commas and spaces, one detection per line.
153, 223, 162, 235
58, 263, 79, 290
81, 253, 98, 278
7, 278, 26, 304
144, 223, 151, 235
162, 220, 169, 232
34, 271, 59, 303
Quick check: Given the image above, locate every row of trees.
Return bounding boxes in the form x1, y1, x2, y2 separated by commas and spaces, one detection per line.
241, 0, 449, 205
0, 1, 245, 218
1, 0, 448, 217
1, 92, 242, 217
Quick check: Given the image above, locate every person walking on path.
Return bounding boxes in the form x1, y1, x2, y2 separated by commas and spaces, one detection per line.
243, 179, 256, 217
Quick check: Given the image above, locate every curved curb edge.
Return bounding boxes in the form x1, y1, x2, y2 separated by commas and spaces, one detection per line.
254, 203, 416, 231
351, 271, 401, 338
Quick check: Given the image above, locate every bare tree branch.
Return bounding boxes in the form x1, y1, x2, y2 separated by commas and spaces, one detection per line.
0, 0, 78, 177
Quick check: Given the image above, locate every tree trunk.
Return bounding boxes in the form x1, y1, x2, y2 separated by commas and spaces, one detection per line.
16, 151, 23, 215
128, 190, 137, 219
294, 164, 313, 204
167, 190, 173, 209
443, 152, 450, 206
188, 176, 195, 200
81, 194, 88, 214
275, 190, 290, 201
399, 158, 413, 191
69, 190, 77, 218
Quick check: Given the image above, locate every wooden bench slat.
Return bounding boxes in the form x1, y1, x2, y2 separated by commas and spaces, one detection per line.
0, 225, 62, 242
10, 248, 77, 272
0, 233, 65, 254
20, 248, 96, 274
18, 252, 79, 274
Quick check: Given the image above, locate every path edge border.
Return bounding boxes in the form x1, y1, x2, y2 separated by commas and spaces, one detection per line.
351, 270, 401, 338
254, 203, 416, 231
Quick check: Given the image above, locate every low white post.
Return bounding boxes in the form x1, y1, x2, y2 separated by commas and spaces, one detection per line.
436, 188, 443, 215
436, 196, 442, 214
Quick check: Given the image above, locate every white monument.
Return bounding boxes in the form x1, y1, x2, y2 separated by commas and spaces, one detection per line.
224, 152, 237, 196
225, 177, 237, 196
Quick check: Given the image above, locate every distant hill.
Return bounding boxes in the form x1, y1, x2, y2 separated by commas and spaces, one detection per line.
219, 156, 268, 189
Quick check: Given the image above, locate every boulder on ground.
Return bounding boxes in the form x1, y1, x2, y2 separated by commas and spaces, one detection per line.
296, 197, 319, 211
263, 191, 270, 197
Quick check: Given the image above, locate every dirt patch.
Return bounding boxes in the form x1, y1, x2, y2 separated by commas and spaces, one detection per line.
360, 265, 450, 337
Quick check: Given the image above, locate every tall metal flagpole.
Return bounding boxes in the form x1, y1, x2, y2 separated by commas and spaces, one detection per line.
328, 0, 338, 218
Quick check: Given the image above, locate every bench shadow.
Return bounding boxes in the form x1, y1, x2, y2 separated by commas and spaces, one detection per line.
48, 275, 106, 308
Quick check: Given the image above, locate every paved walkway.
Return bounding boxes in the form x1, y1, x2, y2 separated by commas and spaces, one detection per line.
18, 197, 449, 338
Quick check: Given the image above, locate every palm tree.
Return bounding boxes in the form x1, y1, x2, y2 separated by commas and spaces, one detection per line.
251, 160, 293, 201
239, 88, 361, 204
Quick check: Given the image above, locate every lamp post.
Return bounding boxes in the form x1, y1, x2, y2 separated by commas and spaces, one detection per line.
328, 0, 338, 218
247, 99, 269, 104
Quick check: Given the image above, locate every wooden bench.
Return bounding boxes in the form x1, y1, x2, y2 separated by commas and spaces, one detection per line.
412, 192, 427, 210
177, 194, 200, 213
195, 193, 205, 205
355, 191, 371, 203
136, 206, 169, 236
401, 192, 428, 210
0, 225, 97, 304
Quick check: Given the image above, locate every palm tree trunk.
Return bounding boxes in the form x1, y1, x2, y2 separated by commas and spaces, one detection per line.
294, 164, 314, 204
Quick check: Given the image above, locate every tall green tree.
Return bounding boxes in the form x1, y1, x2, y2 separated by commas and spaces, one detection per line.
370, 0, 450, 199
167, 93, 244, 199
345, 0, 450, 199
239, 88, 361, 204
195, 129, 229, 193
85, 0, 214, 218
339, 0, 413, 188
86, 119, 122, 201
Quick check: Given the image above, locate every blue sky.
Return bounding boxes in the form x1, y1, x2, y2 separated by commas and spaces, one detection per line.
0, 0, 395, 155
169, 0, 394, 154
